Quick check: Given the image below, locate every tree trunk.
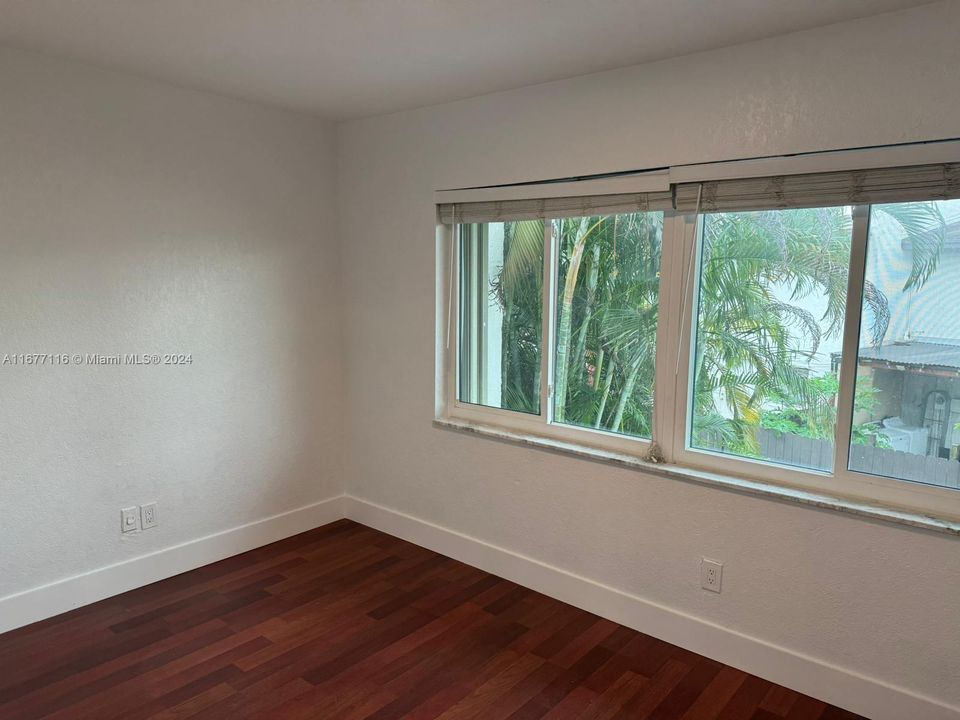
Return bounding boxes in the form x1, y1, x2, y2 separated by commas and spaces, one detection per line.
594, 348, 605, 394
554, 216, 600, 422
500, 295, 512, 406
610, 356, 642, 432
594, 354, 615, 429
572, 241, 601, 390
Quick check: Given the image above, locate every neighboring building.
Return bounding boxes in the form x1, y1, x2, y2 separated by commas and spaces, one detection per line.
856, 343, 960, 456
850, 204, 960, 459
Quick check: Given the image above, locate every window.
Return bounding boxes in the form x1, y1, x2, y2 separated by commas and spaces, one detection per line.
689, 208, 853, 471
552, 212, 662, 438
848, 198, 960, 489
458, 221, 544, 414
441, 155, 960, 518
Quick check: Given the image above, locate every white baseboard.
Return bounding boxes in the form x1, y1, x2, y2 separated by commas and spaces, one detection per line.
0, 495, 346, 634
344, 495, 959, 720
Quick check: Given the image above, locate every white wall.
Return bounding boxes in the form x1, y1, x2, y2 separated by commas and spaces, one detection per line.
0, 47, 344, 601
337, 1, 960, 712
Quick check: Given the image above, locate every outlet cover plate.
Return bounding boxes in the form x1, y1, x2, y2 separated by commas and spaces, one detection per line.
701, 558, 723, 593
141, 502, 158, 530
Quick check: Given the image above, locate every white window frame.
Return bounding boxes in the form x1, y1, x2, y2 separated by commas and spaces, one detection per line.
439, 145, 960, 522
668, 206, 960, 517
445, 217, 659, 456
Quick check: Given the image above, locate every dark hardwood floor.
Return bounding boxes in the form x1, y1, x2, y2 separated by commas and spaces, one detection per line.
0, 520, 864, 719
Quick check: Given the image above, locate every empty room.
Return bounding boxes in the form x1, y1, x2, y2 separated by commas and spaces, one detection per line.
1, 2, 958, 718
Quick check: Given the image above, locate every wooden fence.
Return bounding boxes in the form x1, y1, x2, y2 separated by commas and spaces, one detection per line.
756, 429, 833, 472
755, 428, 960, 489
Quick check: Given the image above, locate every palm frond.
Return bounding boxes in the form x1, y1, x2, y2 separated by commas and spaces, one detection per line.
877, 202, 945, 291
501, 220, 544, 295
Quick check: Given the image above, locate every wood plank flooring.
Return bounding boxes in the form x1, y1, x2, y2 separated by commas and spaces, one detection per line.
0, 520, 866, 719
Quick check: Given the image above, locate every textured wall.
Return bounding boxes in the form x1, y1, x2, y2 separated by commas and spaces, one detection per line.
0, 47, 344, 596
337, 2, 960, 708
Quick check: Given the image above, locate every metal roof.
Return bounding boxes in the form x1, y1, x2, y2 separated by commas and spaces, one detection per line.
858, 341, 960, 372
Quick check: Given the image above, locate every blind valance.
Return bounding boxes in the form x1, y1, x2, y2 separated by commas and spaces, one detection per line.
438, 161, 960, 224
673, 162, 960, 213
437, 191, 673, 224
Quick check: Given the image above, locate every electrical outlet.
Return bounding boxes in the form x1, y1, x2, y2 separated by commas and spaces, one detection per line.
121, 506, 140, 534
141, 502, 158, 530
700, 558, 723, 593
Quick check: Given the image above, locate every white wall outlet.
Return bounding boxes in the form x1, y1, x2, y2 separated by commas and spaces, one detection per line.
121, 506, 140, 534
701, 558, 723, 593
141, 502, 158, 530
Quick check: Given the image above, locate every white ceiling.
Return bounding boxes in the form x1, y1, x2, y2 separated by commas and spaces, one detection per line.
0, 0, 934, 120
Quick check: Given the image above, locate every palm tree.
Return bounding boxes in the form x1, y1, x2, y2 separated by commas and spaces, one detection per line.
861, 202, 945, 346
491, 220, 544, 412
694, 203, 944, 453
552, 216, 600, 423
691, 203, 945, 452
691, 208, 852, 452
489, 201, 946, 450
554, 212, 661, 435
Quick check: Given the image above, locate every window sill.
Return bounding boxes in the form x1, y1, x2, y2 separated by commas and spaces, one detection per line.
434, 418, 960, 537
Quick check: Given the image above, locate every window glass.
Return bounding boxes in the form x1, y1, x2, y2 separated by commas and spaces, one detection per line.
552, 212, 663, 437
848, 199, 960, 489
689, 208, 853, 470
459, 221, 544, 414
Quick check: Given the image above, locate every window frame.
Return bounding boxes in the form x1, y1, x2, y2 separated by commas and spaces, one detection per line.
446, 216, 662, 456
439, 158, 960, 522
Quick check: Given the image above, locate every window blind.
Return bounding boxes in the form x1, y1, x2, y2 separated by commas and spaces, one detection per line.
673, 162, 960, 212
437, 191, 674, 224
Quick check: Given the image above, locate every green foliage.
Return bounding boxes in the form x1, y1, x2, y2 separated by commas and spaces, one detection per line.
551, 212, 662, 436
880, 201, 946, 292
852, 423, 893, 450
759, 373, 892, 449
492, 220, 544, 413
690, 208, 853, 451
492, 202, 945, 451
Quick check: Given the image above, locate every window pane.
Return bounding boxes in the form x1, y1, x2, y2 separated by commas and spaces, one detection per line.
848, 199, 960, 490
690, 208, 853, 470
552, 212, 662, 438
459, 221, 543, 414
